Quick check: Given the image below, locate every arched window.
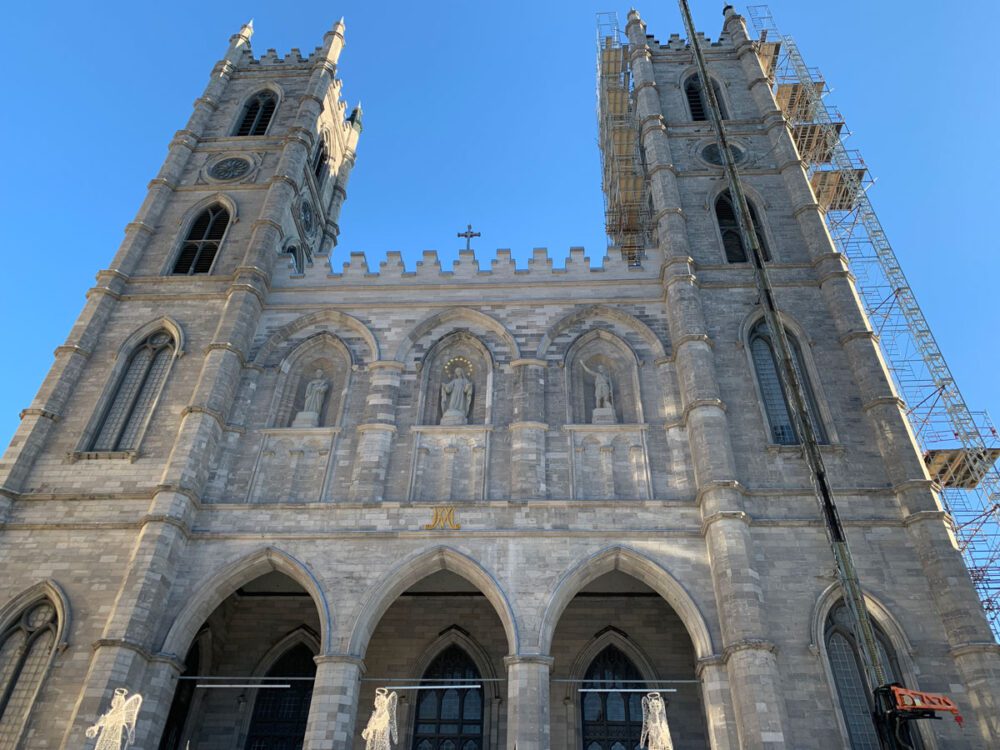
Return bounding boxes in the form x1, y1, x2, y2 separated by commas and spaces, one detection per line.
244, 643, 315, 750
684, 75, 727, 121
412, 645, 483, 750
825, 603, 920, 750
235, 91, 277, 137
0, 599, 58, 744
172, 204, 230, 275
311, 140, 328, 188
286, 245, 304, 274
90, 331, 175, 451
580, 645, 644, 750
715, 191, 770, 264
749, 320, 827, 445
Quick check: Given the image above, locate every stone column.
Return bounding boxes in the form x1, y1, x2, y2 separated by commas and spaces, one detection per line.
509, 359, 547, 500
303, 655, 364, 750
504, 655, 552, 750
697, 656, 738, 750
350, 360, 404, 502
625, 10, 791, 747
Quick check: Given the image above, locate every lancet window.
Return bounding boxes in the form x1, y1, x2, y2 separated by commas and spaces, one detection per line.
172, 204, 230, 275
244, 643, 315, 750
412, 646, 483, 750
312, 140, 328, 188
235, 91, 277, 136
825, 603, 920, 750
684, 74, 726, 121
715, 191, 769, 264
90, 331, 175, 452
749, 320, 826, 445
0, 599, 59, 745
580, 645, 644, 750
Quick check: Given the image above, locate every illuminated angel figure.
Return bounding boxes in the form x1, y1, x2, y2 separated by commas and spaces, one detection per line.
640, 691, 674, 750
86, 688, 143, 750
361, 687, 398, 750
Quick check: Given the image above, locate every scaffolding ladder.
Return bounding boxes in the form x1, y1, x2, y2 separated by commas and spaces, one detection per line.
747, 4, 1000, 640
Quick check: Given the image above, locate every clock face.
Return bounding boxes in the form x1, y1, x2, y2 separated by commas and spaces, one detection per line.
209, 157, 251, 180
300, 200, 315, 235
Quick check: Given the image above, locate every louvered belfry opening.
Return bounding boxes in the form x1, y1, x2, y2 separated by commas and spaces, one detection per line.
715, 192, 769, 265
235, 92, 277, 136
685, 76, 707, 121
173, 205, 229, 275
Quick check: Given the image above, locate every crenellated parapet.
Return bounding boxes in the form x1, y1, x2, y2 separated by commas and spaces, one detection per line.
298, 246, 664, 284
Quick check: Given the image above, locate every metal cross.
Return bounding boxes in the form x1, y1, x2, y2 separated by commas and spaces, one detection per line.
456, 223, 481, 251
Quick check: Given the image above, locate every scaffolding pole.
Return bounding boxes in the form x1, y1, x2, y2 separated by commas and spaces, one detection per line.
747, 4, 1000, 641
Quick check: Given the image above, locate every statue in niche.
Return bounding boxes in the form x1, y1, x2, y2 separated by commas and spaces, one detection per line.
291, 369, 329, 428
581, 359, 616, 424
440, 363, 474, 426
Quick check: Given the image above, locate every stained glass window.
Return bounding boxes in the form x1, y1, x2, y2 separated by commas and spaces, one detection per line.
580, 646, 644, 750
0, 600, 58, 745
412, 646, 482, 750
91, 331, 175, 451
244, 644, 316, 750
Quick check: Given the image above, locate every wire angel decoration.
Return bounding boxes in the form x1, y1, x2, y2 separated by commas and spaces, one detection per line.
640, 691, 675, 750
86, 688, 143, 750
361, 687, 398, 750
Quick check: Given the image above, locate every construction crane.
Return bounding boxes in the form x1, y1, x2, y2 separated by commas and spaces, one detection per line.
674, 2, 966, 746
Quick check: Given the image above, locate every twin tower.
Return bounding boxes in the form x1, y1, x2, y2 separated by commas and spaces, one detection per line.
0, 8, 997, 750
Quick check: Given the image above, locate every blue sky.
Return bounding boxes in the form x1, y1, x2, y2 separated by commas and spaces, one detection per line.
0, 1, 996, 450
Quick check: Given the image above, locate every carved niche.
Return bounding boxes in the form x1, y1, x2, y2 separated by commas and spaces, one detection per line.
410, 332, 494, 502
247, 333, 352, 503
564, 330, 651, 500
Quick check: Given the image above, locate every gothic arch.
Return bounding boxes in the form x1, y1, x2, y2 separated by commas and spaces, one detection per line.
738, 309, 837, 444
230, 83, 285, 136
0, 580, 70, 747
810, 584, 935, 749
536, 304, 667, 361
393, 307, 521, 364
565, 328, 645, 424
347, 545, 519, 658
164, 195, 238, 275
159, 547, 332, 658
677, 66, 731, 119
113, 317, 186, 360
253, 308, 379, 365
0, 580, 70, 652
417, 330, 495, 426
566, 627, 658, 687
538, 545, 713, 659
402, 629, 500, 749
267, 331, 353, 428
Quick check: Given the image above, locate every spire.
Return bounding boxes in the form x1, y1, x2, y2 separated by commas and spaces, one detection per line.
349, 101, 364, 133
225, 18, 254, 62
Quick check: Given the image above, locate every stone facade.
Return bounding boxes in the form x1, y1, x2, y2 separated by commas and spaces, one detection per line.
0, 8, 998, 750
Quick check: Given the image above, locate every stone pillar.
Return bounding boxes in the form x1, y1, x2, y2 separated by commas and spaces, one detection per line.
697, 656, 738, 750
303, 655, 364, 750
625, 10, 791, 747
350, 361, 404, 502
504, 655, 552, 750
510, 358, 547, 500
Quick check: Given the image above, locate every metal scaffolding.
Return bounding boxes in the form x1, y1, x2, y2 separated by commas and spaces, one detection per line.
596, 13, 652, 266
747, 5, 1000, 639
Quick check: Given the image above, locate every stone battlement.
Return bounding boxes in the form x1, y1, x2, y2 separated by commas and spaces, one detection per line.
299, 246, 663, 283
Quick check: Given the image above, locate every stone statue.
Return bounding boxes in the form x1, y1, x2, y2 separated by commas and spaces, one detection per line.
361, 687, 398, 750
581, 360, 616, 424
86, 688, 143, 750
440, 366, 474, 426
640, 692, 675, 750
291, 369, 329, 428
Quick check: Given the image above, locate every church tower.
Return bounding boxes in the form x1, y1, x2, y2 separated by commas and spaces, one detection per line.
0, 8, 997, 750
